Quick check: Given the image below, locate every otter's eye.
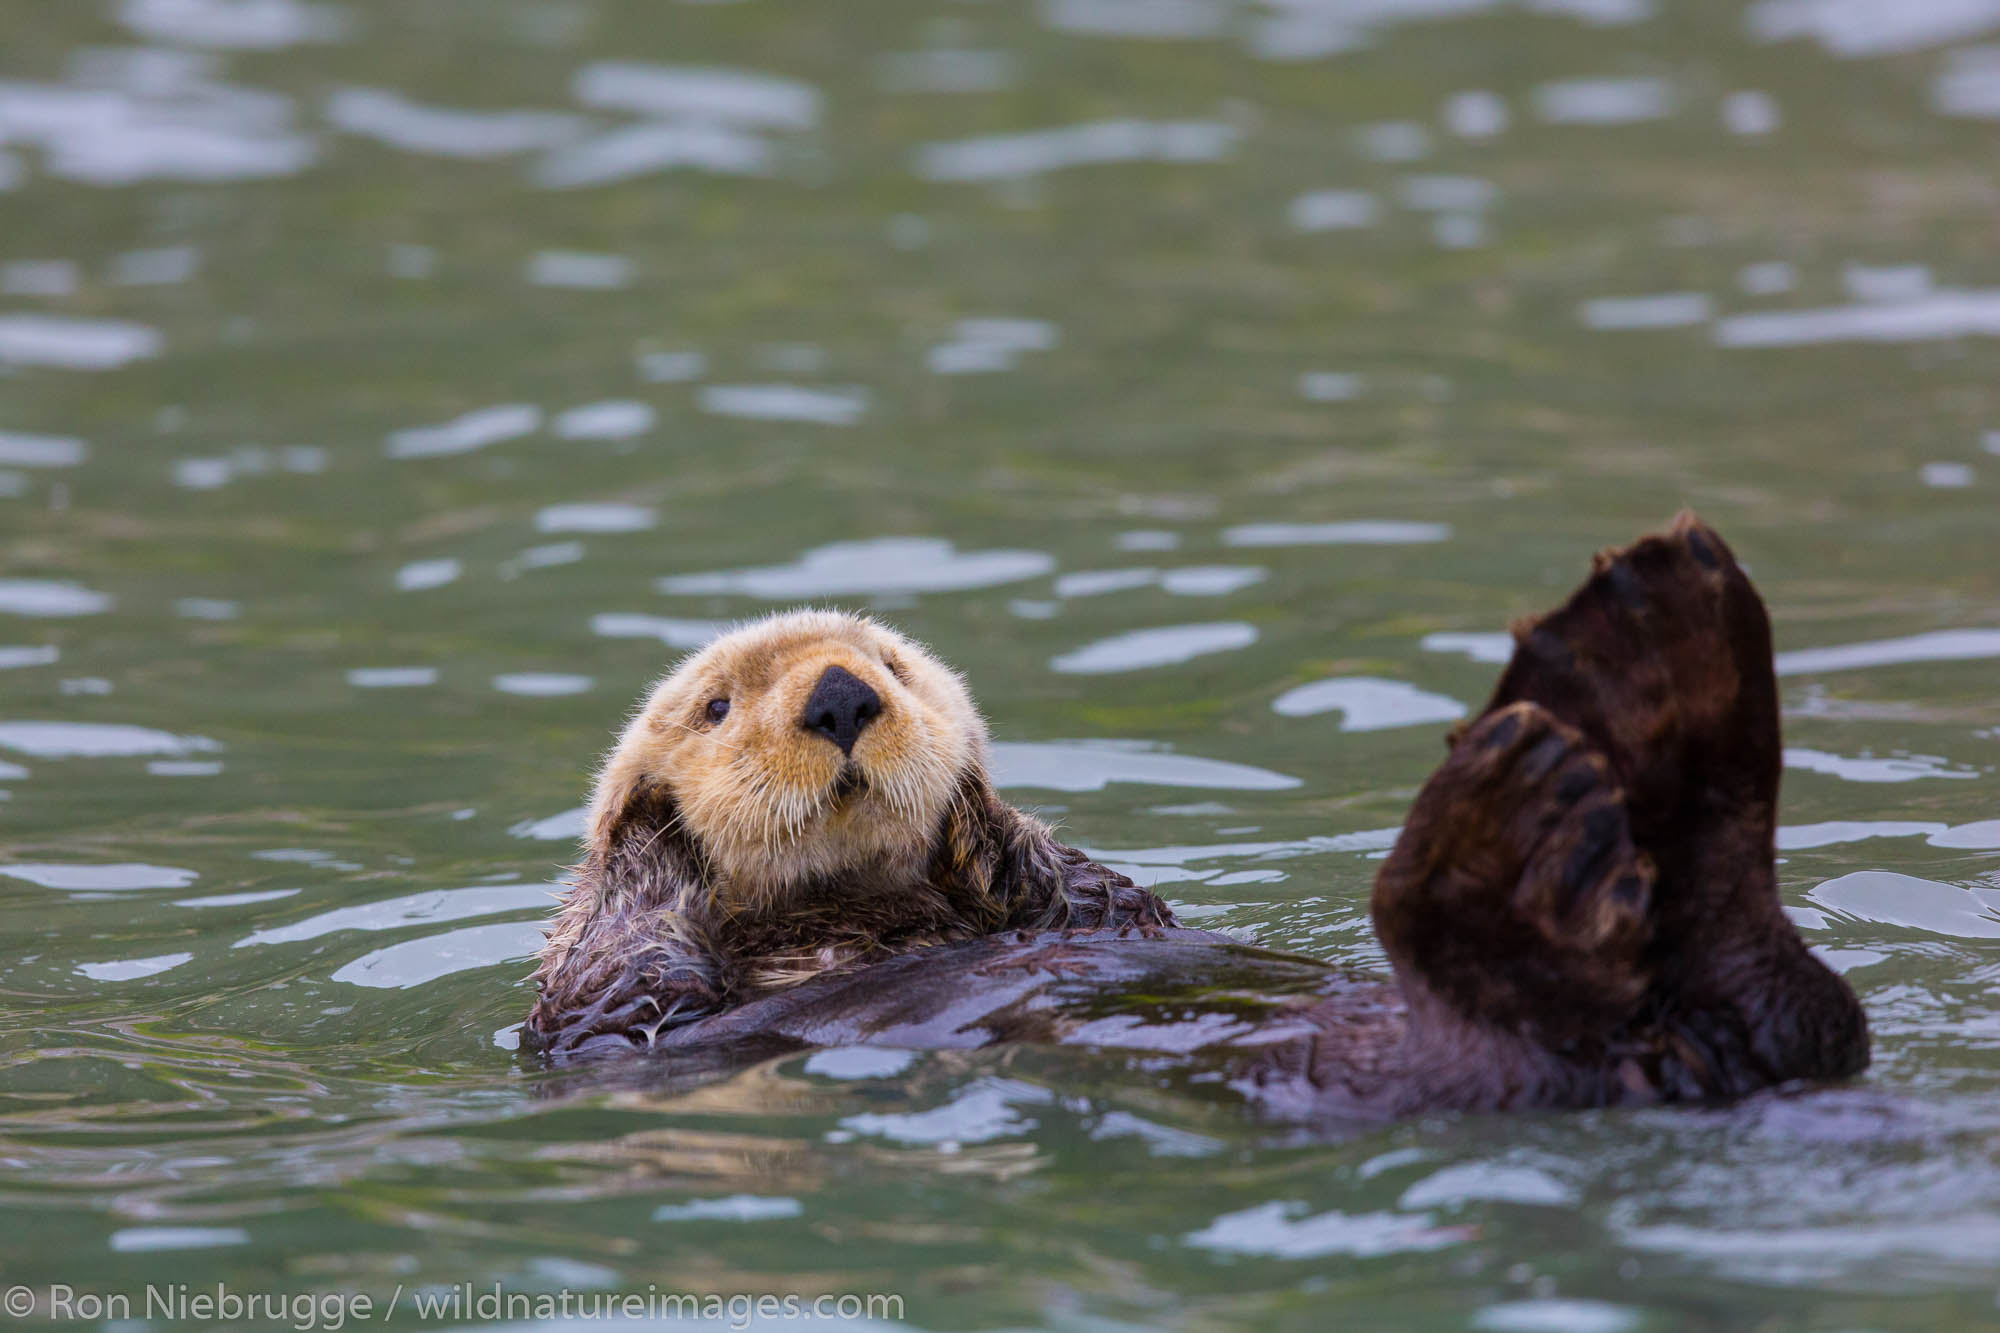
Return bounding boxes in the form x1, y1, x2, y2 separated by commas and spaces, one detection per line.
884, 656, 911, 685
705, 698, 730, 723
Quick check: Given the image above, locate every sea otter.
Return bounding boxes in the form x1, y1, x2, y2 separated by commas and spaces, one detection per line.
525, 514, 1870, 1117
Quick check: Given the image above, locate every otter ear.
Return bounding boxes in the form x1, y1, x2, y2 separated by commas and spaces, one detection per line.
583, 743, 682, 864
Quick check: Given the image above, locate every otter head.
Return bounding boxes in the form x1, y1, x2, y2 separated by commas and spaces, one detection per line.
588, 609, 987, 906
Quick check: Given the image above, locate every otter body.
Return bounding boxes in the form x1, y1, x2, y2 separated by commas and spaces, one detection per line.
526, 516, 1870, 1117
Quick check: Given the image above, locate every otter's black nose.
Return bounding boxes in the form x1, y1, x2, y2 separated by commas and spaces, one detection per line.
801, 665, 881, 756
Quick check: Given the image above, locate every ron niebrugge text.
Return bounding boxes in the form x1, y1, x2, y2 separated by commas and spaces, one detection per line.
6, 1283, 906, 1328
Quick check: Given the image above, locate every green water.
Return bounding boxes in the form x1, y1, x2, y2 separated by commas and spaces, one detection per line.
2, 0, 1998, 1328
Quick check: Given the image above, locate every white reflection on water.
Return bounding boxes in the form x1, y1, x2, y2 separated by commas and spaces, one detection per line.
76, 951, 193, 981
1472, 1301, 1638, 1333
176, 888, 299, 907
1249, 0, 1644, 63
1749, 0, 2000, 57
1426, 625, 2000, 680
0, 314, 162, 369
395, 558, 461, 591
803, 1046, 918, 1080
525, 250, 633, 289
1288, 189, 1379, 231
1443, 89, 1509, 138
531, 120, 773, 187
500, 542, 584, 578
511, 806, 587, 840
990, 739, 1301, 792
2, 260, 77, 297
1352, 121, 1430, 161
1775, 629, 2000, 675
590, 614, 725, 647
1083, 828, 1400, 891
661, 537, 1053, 598
925, 317, 1059, 375
1054, 565, 1264, 598
0, 60, 317, 187
1920, 462, 1975, 489
1420, 630, 1513, 663
331, 920, 544, 988
536, 503, 655, 534
326, 88, 582, 158
1932, 820, 2000, 849
346, 667, 437, 688
236, 882, 555, 947
1223, 520, 1449, 546
1041, 0, 1227, 40
0, 721, 218, 757
1185, 1200, 1465, 1260
841, 1077, 1052, 1145
697, 383, 867, 425
385, 403, 540, 459
1088, 1109, 1224, 1157
174, 444, 324, 490
1051, 621, 1257, 673
1935, 45, 2000, 119
1400, 1161, 1578, 1208
914, 119, 1238, 181
1715, 289, 2000, 347
0, 862, 198, 891
120, 0, 347, 48
1580, 292, 1713, 330
1786, 745, 1980, 784
1272, 677, 1468, 731
570, 62, 821, 130
1779, 820, 1949, 850
493, 673, 592, 697
1844, 263, 1931, 302
1534, 77, 1674, 124
108, 1226, 248, 1253
1298, 371, 1364, 401
1777, 820, 2000, 851
1738, 260, 1797, 294
636, 349, 706, 383
110, 244, 199, 285
653, 1195, 803, 1223
554, 400, 654, 439
0, 579, 111, 616
0, 645, 59, 669
1810, 871, 2000, 937
1722, 90, 1781, 135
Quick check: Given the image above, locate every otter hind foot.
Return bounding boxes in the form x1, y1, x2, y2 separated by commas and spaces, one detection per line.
1367, 511, 1867, 1108
1488, 510, 1781, 861
1373, 701, 1657, 1049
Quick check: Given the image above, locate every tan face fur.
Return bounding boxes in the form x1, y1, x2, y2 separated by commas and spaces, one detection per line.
588, 610, 988, 904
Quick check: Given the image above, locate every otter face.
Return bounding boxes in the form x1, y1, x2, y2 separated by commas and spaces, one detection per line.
589, 609, 987, 899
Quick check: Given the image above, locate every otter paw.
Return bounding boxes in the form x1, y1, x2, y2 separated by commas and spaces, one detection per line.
1374, 701, 1657, 1038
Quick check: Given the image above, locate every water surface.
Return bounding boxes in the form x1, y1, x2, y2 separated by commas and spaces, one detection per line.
3, 1, 1999, 1328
